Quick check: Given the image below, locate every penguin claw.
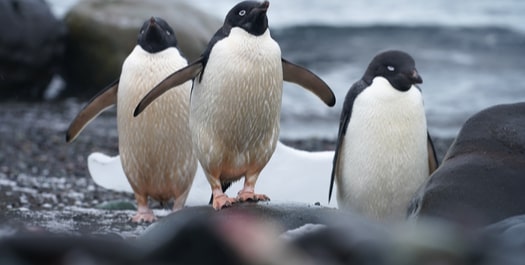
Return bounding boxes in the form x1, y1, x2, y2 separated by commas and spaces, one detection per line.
212, 194, 237, 210
236, 191, 270, 202
131, 211, 157, 223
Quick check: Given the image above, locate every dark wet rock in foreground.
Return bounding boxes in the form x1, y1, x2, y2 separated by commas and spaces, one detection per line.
2, 203, 525, 265
409, 102, 525, 227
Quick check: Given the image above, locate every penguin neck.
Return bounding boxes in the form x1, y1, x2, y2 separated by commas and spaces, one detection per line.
366, 76, 421, 102
120, 45, 188, 98
128, 45, 186, 68
229, 27, 272, 42
215, 27, 280, 64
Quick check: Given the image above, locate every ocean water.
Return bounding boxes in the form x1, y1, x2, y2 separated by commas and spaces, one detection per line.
47, 0, 525, 140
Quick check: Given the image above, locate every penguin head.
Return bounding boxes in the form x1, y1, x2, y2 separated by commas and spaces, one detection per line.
137, 17, 178, 53
224, 1, 270, 36
363, 50, 423, 92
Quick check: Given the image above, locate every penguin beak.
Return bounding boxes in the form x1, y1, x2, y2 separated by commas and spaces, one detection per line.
410, 69, 423, 84
146, 17, 162, 34
256, 1, 270, 13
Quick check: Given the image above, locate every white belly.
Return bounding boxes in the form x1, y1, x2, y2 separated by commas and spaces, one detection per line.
337, 77, 429, 220
190, 28, 283, 177
117, 46, 197, 197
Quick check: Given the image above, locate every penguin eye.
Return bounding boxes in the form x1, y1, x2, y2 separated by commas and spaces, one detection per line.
140, 30, 144, 34
387, 65, 395, 72
239, 10, 246, 16
166, 30, 171, 35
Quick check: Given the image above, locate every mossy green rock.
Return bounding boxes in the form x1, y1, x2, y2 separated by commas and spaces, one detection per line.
96, 200, 136, 210
62, 0, 220, 98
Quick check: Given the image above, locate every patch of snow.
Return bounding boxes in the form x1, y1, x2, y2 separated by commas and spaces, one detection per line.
280, 224, 327, 241
88, 141, 339, 208
13, 186, 38, 194
0, 178, 16, 187
44, 75, 66, 100
0, 226, 17, 238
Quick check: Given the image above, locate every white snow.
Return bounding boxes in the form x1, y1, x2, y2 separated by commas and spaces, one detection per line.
280, 224, 327, 241
88, 141, 339, 208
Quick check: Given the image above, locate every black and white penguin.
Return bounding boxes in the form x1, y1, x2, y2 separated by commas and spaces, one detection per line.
134, 1, 335, 210
329, 50, 438, 221
66, 17, 197, 222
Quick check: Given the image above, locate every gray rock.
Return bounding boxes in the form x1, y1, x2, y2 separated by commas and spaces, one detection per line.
408, 102, 525, 227
95, 200, 136, 211
483, 214, 525, 248
139, 202, 386, 265
0, 0, 65, 100
139, 202, 342, 247
62, 0, 221, 99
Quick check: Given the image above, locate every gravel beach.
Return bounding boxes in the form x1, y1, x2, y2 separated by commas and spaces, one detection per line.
0, 100, 453, 237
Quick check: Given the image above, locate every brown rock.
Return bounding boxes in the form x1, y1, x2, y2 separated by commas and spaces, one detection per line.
62, 0, 220, 99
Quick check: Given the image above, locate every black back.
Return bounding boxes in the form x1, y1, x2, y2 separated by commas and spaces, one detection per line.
328, 80, 368, 201
137, 17, 178, 53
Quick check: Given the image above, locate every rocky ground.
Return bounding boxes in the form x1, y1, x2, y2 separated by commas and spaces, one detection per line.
0, 100, 453, 238
6, 101, 525, 265
0, 100, 145, 237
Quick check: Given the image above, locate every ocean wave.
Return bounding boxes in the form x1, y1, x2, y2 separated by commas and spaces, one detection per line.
186, 0, 525, 33
48, 0, 525, 33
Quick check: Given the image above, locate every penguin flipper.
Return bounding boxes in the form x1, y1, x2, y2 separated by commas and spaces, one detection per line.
66, 80, 119, 143
329, 80, 368, 202
427, 132, 439, 174
134, 59, 203, 117
282, 58, 336, 107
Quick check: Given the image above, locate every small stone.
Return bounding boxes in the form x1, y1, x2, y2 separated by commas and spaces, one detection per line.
96, 200, 136, 211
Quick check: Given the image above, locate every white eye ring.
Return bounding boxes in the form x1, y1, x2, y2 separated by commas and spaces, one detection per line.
387, 65, 395, 72
239, 10, 246, 16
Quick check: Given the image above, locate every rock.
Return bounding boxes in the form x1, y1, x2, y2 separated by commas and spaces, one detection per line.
139, 202, 342, 248
138, 202, 387, 265
62, 0, 221, 99
387, 220, 478, 265
95, 200, 136, 210
0, 0, 65, 100
408, 102, 525, 227
4, 199, 525, 265
0, 233, 143, 265
477, 215, 525, 265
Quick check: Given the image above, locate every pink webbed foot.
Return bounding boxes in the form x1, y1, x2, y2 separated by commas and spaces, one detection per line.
131, 209, 157, 223
236, 191, 270, 203
212, 194, 237, 210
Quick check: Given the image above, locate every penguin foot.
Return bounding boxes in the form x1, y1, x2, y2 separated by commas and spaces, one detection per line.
236, 191, 270, 202
131, 211, 157, 223
212, 194, 237, 210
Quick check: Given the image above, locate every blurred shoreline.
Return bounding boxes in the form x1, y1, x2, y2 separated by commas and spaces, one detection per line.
40, 0, 525, 140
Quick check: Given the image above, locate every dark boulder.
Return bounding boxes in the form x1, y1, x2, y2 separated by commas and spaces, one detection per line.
61, 0, 220, 99
0, 0, 65, 101
409, 102, 525, 227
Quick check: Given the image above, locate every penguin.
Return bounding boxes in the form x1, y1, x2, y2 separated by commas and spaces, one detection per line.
134, 1, 335, 210
66, 17, 197, 222
329, 50, 438, 221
